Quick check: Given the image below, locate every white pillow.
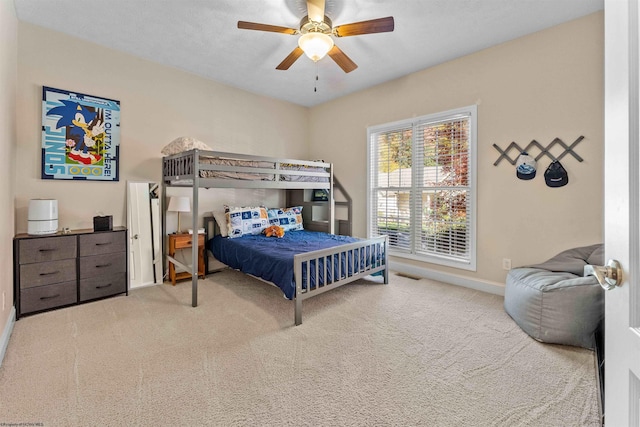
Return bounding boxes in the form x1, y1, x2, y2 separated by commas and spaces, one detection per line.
161, 137, 212, 156
212, 211, 228, 237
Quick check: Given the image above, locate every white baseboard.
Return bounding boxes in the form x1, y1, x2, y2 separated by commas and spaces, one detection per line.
389, 261, 505, 296
0, 306, 16, 367
129, 281, 160, 290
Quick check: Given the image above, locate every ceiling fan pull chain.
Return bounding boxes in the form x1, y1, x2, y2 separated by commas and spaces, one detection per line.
314, 63, 319, 93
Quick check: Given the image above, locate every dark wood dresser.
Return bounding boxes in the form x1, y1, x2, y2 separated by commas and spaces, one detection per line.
14, 227, 127, 319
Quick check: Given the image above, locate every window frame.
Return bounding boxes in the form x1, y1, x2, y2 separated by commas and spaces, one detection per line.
366, 105, 477, 271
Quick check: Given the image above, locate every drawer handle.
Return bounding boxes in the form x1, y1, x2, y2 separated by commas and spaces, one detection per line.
96, 283, 112, 289
96, 263, 112, 268
39, 271, 60, 276
38, 248, 56, 252
40, 294, 60, 300
95, 242, 112, 246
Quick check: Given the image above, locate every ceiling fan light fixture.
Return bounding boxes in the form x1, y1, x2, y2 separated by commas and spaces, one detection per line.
298, 32, 334, 62
238, 1, 394, 73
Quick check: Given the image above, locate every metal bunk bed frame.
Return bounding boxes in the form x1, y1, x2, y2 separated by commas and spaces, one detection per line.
162, 149, 388, 325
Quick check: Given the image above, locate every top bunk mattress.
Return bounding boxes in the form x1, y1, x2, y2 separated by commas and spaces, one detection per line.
163, 150, 330, 184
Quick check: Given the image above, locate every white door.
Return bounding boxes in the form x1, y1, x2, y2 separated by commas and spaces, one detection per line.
604, 0, 640, 424
127, 182, 156, 289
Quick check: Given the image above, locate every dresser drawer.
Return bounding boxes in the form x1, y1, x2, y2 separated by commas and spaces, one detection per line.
19, 259, 77, 289
79, 273, 126, 302
172, 234, 205, 248
20, 281, 77, 314
79, 231, 126, 256
18, 236, 77, 264
79, 252, 126, 279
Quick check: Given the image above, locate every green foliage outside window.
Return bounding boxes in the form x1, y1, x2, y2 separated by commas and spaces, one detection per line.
375, 119, 470, 257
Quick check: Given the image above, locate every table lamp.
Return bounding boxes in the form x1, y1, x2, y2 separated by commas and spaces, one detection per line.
167, 196, 190, 233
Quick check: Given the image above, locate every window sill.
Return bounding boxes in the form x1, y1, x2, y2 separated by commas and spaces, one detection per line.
388, 250, 477, 272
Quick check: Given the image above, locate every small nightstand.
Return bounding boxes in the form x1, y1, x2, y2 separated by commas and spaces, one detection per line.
168, 233, 205, 285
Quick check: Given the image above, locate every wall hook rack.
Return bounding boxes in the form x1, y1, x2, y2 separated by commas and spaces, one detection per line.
492, 136, 584, 166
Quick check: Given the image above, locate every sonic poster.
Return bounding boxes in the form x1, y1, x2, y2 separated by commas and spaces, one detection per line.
41, 86, 120, 181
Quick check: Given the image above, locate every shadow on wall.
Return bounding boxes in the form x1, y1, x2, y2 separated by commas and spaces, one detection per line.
126, 157, 161, 182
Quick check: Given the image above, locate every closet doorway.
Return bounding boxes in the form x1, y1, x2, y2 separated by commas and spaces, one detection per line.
127, 181, 162, 289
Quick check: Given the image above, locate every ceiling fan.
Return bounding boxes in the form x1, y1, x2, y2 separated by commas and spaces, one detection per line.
237, 0, 394, 73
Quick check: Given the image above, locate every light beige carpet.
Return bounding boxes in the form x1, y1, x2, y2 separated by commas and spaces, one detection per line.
0, 270, 600, 426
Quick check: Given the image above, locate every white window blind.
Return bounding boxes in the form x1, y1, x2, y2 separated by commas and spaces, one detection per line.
367, 106, 477, 270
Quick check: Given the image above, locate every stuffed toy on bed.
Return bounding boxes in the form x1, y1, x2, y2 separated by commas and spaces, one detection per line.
263, 225, 285, 238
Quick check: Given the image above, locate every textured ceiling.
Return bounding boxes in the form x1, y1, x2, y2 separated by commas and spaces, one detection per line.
13, 0, 604, 107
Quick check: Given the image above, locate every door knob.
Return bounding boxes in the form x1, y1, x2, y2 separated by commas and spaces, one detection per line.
132, 234, 139, 240
584, 259, 622, 290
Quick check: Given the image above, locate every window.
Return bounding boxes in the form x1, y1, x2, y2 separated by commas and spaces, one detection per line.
367, 105, 477, 270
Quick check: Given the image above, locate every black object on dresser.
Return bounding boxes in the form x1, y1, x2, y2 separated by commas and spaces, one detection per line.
13, 227, 128, 319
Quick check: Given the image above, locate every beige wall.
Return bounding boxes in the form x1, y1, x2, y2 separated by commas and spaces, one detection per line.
12, 12, 604, 294
0, 0, 17, 337
308, 12, 604, 285
16, 23, 310, 234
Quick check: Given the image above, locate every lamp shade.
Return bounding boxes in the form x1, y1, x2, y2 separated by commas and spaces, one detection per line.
168, 196, 190, 234
298, 32, 334, 62
167, 196, 190, 213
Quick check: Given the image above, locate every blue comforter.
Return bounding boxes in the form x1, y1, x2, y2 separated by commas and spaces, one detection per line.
209, 230, 364, 299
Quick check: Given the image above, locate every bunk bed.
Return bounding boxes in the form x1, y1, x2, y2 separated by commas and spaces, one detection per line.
162, 149, 389, 325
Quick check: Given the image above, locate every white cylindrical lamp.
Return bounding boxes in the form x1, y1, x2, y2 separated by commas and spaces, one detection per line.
28, 199, 58, 235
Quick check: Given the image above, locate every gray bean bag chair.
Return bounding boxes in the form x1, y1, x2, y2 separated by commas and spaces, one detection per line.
504, 244, 604, 349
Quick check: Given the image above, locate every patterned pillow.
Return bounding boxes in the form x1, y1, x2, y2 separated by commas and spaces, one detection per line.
267, 206, 304, 231
225, 205, 268, 238
161, 137, 212, 156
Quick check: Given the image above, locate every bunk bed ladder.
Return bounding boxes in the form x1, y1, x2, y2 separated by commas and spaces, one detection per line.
285, 175, 353, 235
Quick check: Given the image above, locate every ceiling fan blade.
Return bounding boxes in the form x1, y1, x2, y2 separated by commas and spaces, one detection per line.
238, 21, 298, 35
327, 45, 357, 73
307, 0, 325, 22
333, 16, 395, 37
276, 47, 304, 70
